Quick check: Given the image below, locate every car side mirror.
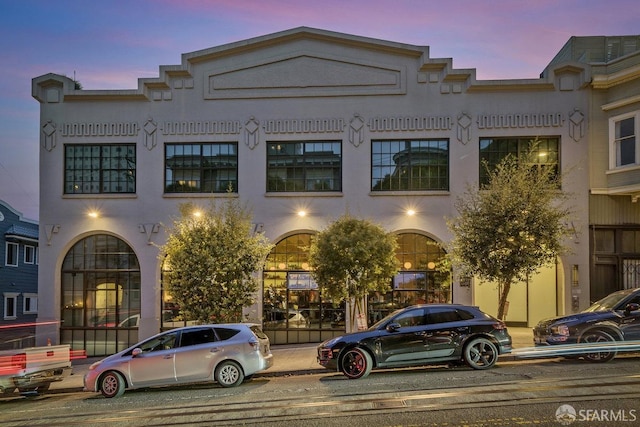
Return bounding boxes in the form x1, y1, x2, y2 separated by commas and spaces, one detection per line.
386, 322, 401, 332
132, 348, 143, 357
625, 303, 640, 314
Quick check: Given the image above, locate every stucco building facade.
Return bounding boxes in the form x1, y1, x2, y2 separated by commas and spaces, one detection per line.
33, 28, 610, 354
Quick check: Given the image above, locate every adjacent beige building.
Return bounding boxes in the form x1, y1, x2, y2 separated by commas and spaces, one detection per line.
31, 28, 636, 354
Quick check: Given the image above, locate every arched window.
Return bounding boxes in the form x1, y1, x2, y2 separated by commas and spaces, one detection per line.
263, 233, 345, 344
60, 234, 140, 356
368, 233, 449, 323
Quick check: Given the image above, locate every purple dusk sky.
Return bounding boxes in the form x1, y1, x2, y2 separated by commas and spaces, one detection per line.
1, 0, 638, 220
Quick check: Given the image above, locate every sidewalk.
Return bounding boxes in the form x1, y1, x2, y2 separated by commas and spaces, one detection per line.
48, 327, 534, 393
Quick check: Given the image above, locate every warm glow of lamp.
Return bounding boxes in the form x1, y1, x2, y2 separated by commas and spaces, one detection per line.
278, 263, 286, 269
406, 209, 416, 216
427, 262, 436, 270
193, 210, 202, 218
301, 262, 309, 270
404, 262, 412, 269
88, 211, 99, 218
297, 210, 307, 217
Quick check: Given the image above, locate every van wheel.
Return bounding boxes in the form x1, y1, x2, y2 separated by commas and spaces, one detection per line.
215, 361, 244, 387
580, 330, 617, 363
100, 371, 126, 398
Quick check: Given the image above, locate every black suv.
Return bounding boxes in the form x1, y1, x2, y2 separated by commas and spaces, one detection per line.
533, 288, 640, 362
317, 304, 512, 379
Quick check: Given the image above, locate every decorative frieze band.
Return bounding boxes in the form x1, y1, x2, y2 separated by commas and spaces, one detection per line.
477, 113, 564, 129
368, 116, 453, 132
262, 118, 346, 134
161, 120, 242, 135
60, 122, 139, 137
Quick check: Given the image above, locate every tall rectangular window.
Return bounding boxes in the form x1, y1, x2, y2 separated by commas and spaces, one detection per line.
165, 143, 238, 193
267, 141, 341, 192
5, 242, 18, 267
24, 245, 36, 264
479, 137, 559, 185
65, 144, 136, 194
610, 112, 638, 168
23, 293, 38, 314
4, 293, 18, 319
372, 139, 449, 191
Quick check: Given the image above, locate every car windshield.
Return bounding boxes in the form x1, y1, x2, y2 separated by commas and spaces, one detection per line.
583, 290, 633, 312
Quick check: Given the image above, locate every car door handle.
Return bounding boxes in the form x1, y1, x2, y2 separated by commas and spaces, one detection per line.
163, 355, 173, 359
210, 347, 221, 353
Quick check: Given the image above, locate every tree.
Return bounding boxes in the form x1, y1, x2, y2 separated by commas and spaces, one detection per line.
159, 198, 273, 324
447, 149, 574, 320
309, 214, 399, 330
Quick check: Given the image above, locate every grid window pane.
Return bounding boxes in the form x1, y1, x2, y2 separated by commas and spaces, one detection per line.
479, 137, 559, 185
165, 143, 238, 193
64, 144, 136, 194
372, 140, 449, 191
267, 141, 341, 192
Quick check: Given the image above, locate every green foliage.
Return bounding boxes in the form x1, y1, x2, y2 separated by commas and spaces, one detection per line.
309, 215, 399, 321
160, 199, 273, 324
447, 148, 574, 319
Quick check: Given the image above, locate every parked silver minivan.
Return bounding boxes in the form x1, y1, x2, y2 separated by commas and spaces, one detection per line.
84, 323, 273, 398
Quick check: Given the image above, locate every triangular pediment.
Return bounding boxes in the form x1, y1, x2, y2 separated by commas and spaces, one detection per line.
205, 52, 405, 99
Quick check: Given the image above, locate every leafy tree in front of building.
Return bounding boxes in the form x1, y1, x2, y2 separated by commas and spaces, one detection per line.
309, 214, 398, 331
447, 145, 574, 320
160, 199, 273, 324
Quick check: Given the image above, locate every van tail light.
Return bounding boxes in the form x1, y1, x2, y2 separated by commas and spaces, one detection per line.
248, 340, 260, 351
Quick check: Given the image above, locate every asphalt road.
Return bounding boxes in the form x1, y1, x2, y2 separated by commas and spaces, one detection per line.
2, 354, 639, 426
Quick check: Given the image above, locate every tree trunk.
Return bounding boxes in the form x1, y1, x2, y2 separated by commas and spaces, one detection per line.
497, 280, 512, 320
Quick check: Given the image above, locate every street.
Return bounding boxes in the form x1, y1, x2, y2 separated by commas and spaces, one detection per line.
1, 355, 639, 426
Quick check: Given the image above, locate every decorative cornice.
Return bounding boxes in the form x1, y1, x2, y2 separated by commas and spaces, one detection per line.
592, 64, 640, 89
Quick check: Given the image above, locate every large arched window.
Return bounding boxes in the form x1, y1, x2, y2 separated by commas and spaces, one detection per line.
60, 234, 140, 356
368, 233, 449, 323
263, 233, 345, 345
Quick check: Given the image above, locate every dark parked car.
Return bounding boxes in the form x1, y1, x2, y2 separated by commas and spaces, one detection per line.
533, 288, 640, 362
317, 304, 512, 379
84, 323, 273, 398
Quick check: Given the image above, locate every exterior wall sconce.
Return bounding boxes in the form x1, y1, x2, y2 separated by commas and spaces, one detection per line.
297, 210, 307, 217
572, 265, 579, 287
406, 209, 416, 216
88, 210, 99, 218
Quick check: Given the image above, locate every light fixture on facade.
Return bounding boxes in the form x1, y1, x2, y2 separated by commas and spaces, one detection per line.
193, 210, 202, 218
297, 210, 307, 217
427, 261, 436, 270
406, 209, 416, 216
88, 210, 99, 218
404, 262, 412, 269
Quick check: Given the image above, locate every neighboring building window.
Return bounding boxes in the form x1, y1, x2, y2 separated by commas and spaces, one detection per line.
267, 141, 342, 192
372, 139, 449, 191
4, 293, 18, 319
165, 143, 238, 193
64, 144, 136, 194
479, 137, 559, 185
5, 242, 18, 266
24, 245, 36, 264
23, 293, 38, 314
609, 112, 638, 168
